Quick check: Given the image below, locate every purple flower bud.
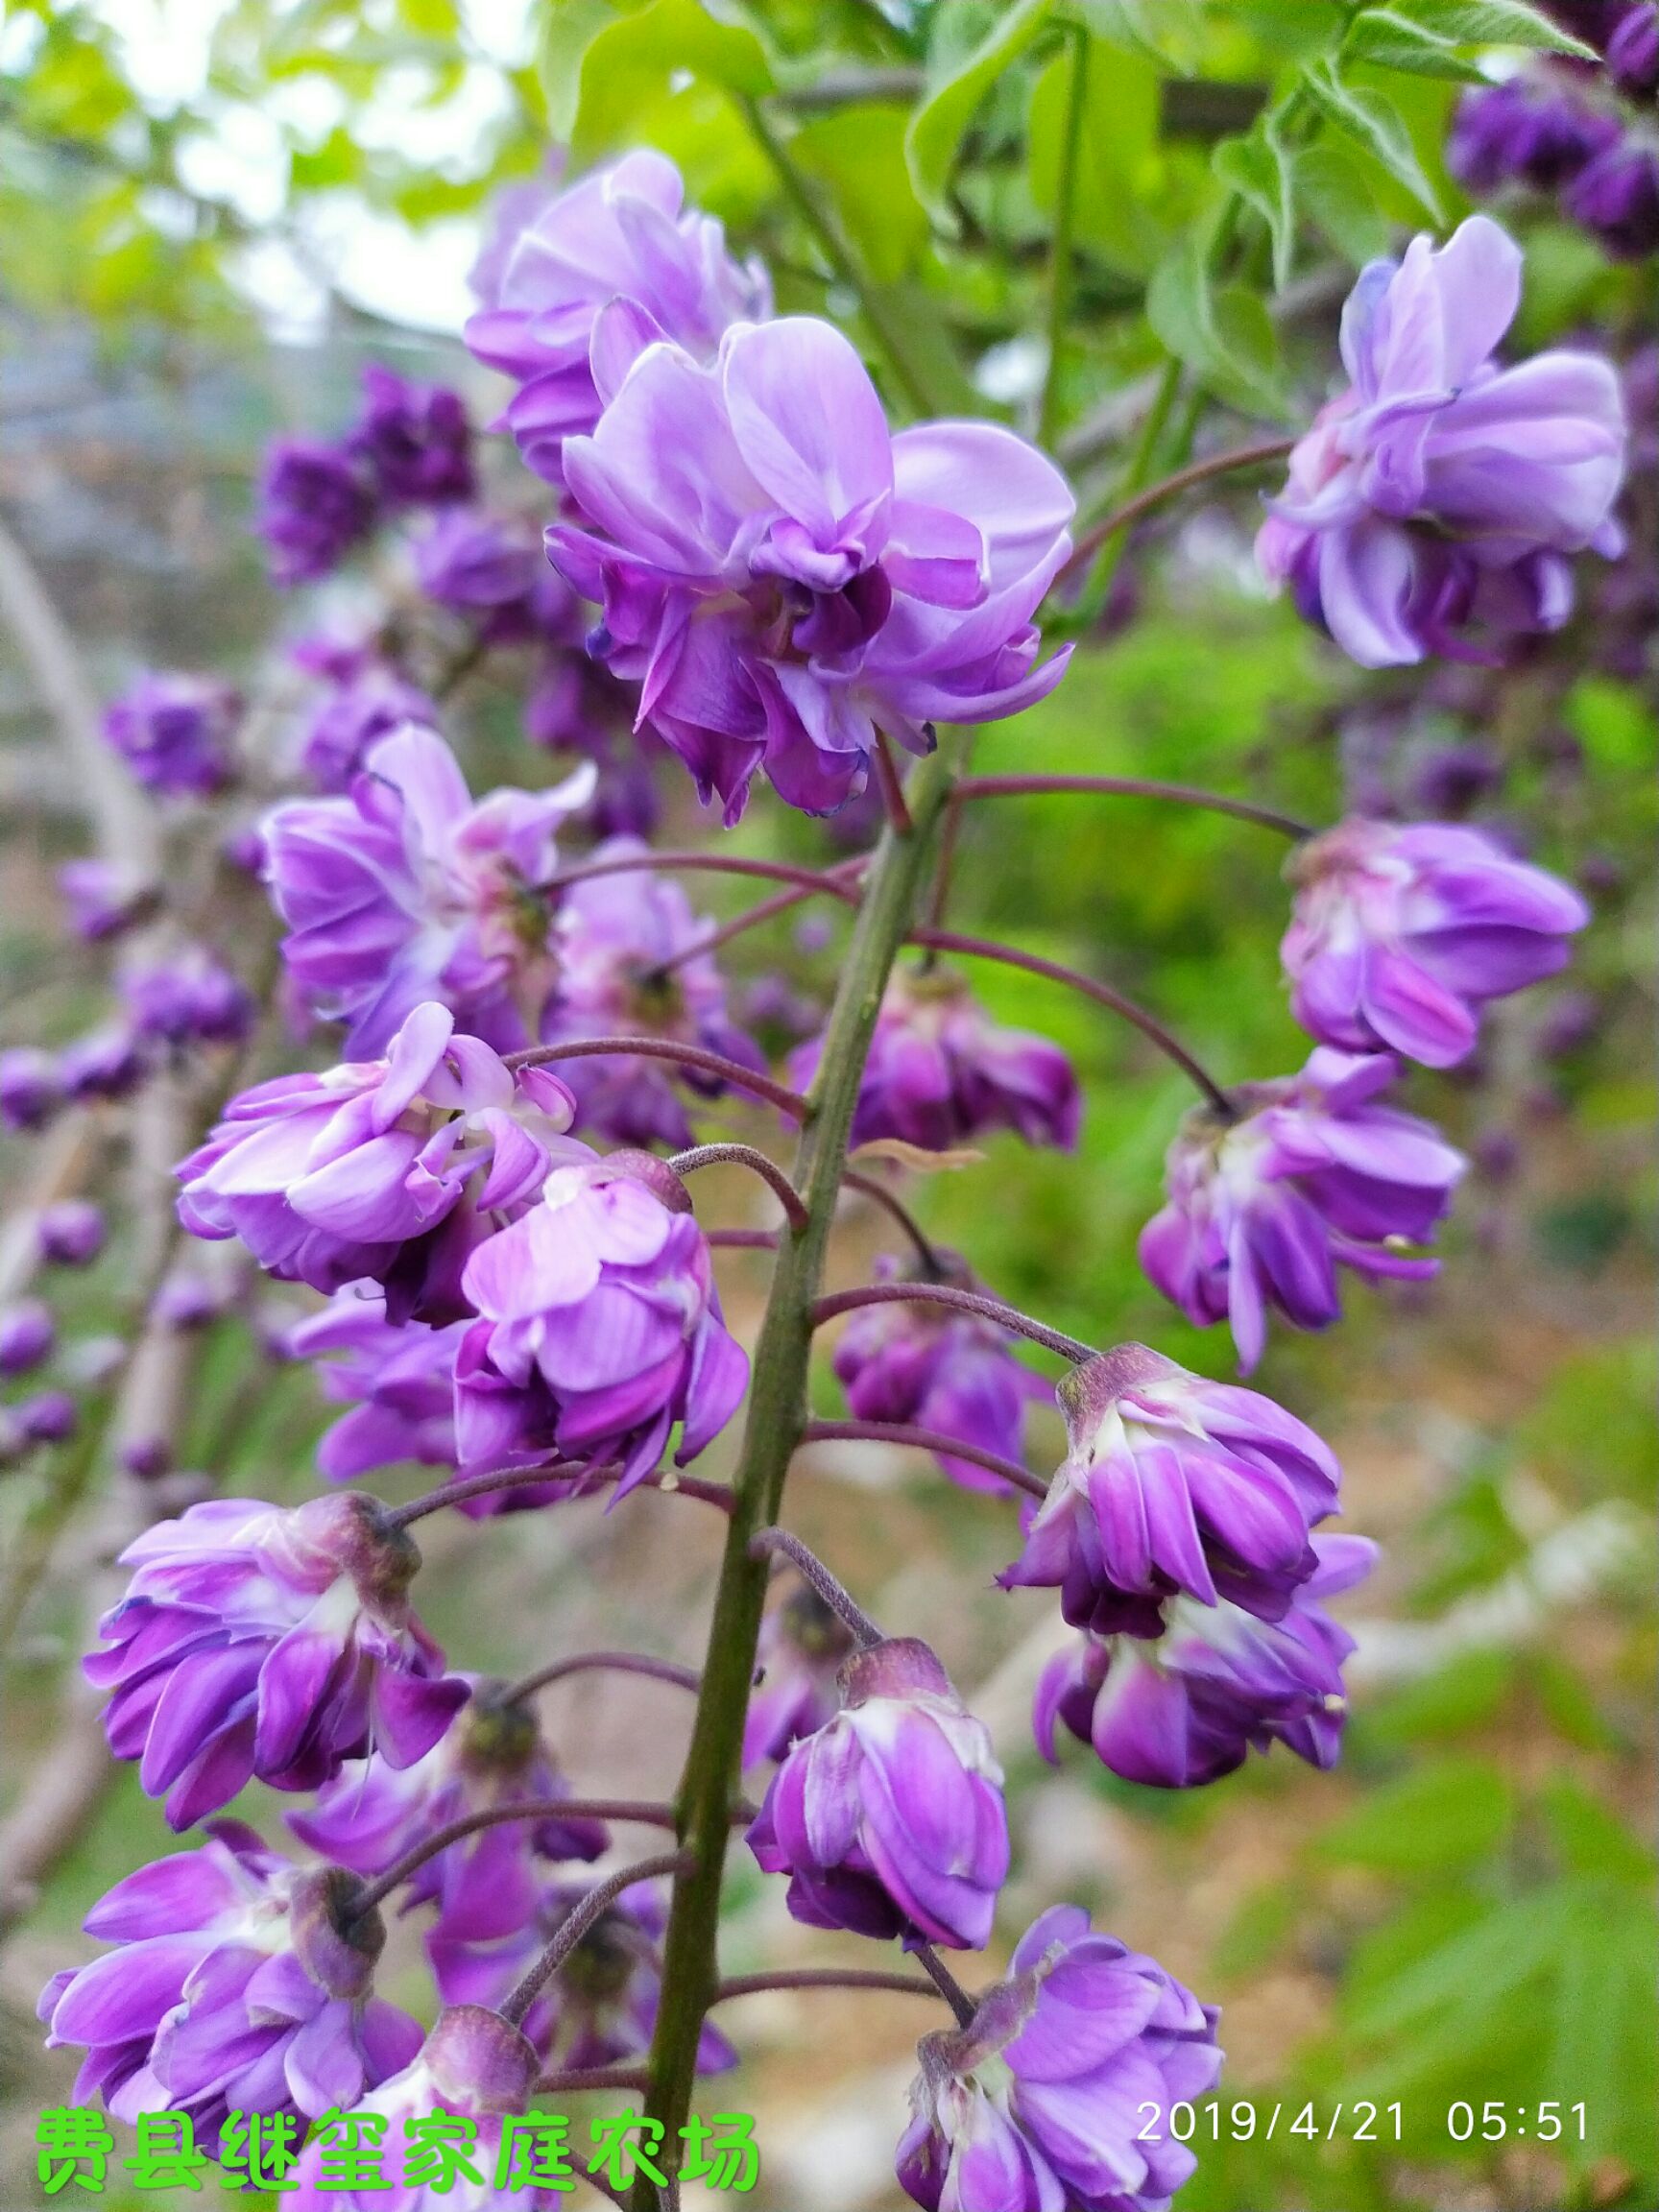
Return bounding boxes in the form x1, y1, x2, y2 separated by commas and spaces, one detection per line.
1283, 817, 1588, 1068
153, 1272, 225, 1330
747, 1636, 1009, 1951
295, 665, 437, 793
350, 363, 475, 507
0, 1047, 63, 1131
1000, 1346, 1340, 1636
58, 859, 156, 943
1139, 1050, 1466, 1374
1257, 217, 1628, 666
550, 316, 1074, 823
37, 1200, 106, 1266
38, 1824, 422, 2149
744, 1580, 858, 1768
1409, 739, 1504, 817
17, 1388, 78, 1445
832, 1251, 1051, 1492
120, 1437, 173, 1480
59, 1025, 146, 1104
86, 1491, 468, 1826
0, 1298, 55, 1376
410, 507, 549, 637
897, 1905, 1221, 2212
103, 671, 240, 797
1036, 1533, 1376, 1790
1448, 81, 1617, 193
1608, 2, 1659, 95
456, 1151, 749, 1494
176, 1002, 583, 1317
1564, 140, 1659, 257
122, 949, 255, 1048
262, 723, 594, 1054
793, 966, 1080, 1153
466, 149, 770, 487
258, 436, 376, 585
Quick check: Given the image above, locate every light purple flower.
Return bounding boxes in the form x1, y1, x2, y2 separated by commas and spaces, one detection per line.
550, 316, 1075, 822
258, 437, 376, 585
1000, 1346, 1339, 1637
296, 665, 438, 793
411, 508, 572, 645
747, 1636, 1009, 1951
832, 1252, 1051, 1493
1283, 817, 1589, 1067
1139, 1049, 1467, 1373
350, 364, 475, 507
18, 1388, 78, 1444
38, 1200, 105, 1265
455, 1149, 749, 1492
86, 1491, 467, 1826
1565, 141, 1659, 257
1608, 4, 1659, 97
59, 1025, 145, 1104
59, 859, 155, 942
122, 949, 256, 1048
541, 835, 765, 1146
177, 1002, 582, 1315
103, 671, 240, 797
0, 1047, 61, 1131
38, 1824, 422, 2149
1257, 216, 1627, 665
0, 1297, 55, 1376
744, 1580, 858, 1769
1035, 1534, 1377, 1791
287, 1287, 465, 1478
263, 722, 594, 1054
897, 1904, 1221, 2212
794, 965, 1080, 1152
465, 148, 769, 485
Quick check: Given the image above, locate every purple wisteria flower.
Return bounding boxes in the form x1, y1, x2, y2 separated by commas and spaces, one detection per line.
747, 1636, 1008, 1951
38, 1824, 422, 2147
1035, 1534, 1377, 1790
897, 1904, 1221, 2212
465, 147, 769, 485
832, 1251, 1051, 1492
550, 316, 1075, 822
59, 859, 155, 942
122, 949, 256, 1048
411, 508, 569, 643
1283, 817, 1589, 1067
86, 1491, 467, 1826
296, 664, 437, 793
0, 1298, 55, 1376
37, 1200, 105, 1265
290, 1679, 606, 1951
1000, 1346, 1339, 1637
455, 1150, 748, 1492
258, 437, 376, 585
286, 1288, 464, 1479
103, 671, 241, 797
1565, 141, 1659, 257
744, 1580, 858, 1768
176, 1002, 582, 1315
1448, 80, 1618, 194
18, 1389, 77, 1444
1608, 3, 1659, 97
1139, 1049, 1467, 1373
263, 722, 594, 1054
541, 835, 765, 1146
1256, 216, 1628, 666
59, 1025, 144, 1105
0, 1047, 60, 1131
350, 363, 475, 507
794, 966, 1080, 1152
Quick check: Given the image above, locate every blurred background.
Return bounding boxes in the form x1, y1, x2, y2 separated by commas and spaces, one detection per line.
0, 4, 1653, 2209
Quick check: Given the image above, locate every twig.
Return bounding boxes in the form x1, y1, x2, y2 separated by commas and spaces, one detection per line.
811, 1281, 1094, 1366
710, 1968, 941, 2004
748, 1527, 882, 1647
1062, 436, 1296, 578
506, 1038, 811, 1123
500, 1852, 695, 2027
669, 1143, 809, 1236
349, 1802, 684, 1920
954, 774, 1310, 841
839, 1169, 943, 1275
914, 1944, 977, 2029
802, 1419, 1048, 1503
505, 1651, 702, 1704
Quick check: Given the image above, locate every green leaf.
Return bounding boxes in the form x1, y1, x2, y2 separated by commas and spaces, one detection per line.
1344, 8, 1487, 82
1212, 113, 1295, 289
790, 104, 927, 286
1386, 0, 1599, 57
1145, 235, 1290, 417
1029, 36, 1165, 276
1539, 1775, 1656, 1886
1315, 1757, 1514, 1872
1067, 0, 1203, 69
557, 0, 775, 162
1293, 139, 1394, 263
905, 0, 1055, 222
1299, 57, 1443, 218
538, 0, 616, 140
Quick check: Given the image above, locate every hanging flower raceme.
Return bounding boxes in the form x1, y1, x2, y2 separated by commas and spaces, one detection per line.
176, 1002, 583, 1317
350, 363, 475, 508
263, 723, 595, 1054
1282, 817, 1589, 1067
103, 671, 241, 797
1256, 216, 1627, 666
999, 1346, 1340, 1638
744, 1580, 858, 1768
747, 1636, 1009, 1951
897, 1905, 1221, 2212
454, 1149, 749, 1492
1036, 1534, 1377, 1790
541, 836, 766, 1146
465, 147, 770, 486
1140, 1049, 1466, 1374
86, 1492, 467, 1827
1448, 79, 1619, 194
550, 315, 1075, 823
832, 1251, 1052, 1492
38, 1824, 422, 2148
258, 438, 377, 586
794, 965, 1080, 1152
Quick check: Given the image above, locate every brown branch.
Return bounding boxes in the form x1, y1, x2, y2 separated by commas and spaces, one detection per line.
802, 1419, 1048, 1503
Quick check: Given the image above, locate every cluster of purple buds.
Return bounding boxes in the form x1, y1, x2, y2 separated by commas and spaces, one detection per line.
122, 948, 255, 1049
350, 362, 475, 508
1451, 74, 1659, 258
103, 671, 240, 797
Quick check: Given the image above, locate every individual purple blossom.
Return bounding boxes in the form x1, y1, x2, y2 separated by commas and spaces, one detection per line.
1564, 141, 1659, 256
897, 1904, 1221, 2212
1034, 1534, 1377, 1791
0, 1047, 61, 1130
154, 1272, 228, 1330
744, 1580, 858, 1768
1447, 80, 1618, 193
262, 722, 594, 1054
793, 965, 1080, 1152
410, 507, 571, 645
17, 1388, 78, 1444
550, 315, 1075, 823
0, 1298, 55, 1376
465, 148, 770, 486
86, 1491, 467, 1827
287, 1287, 463, 1477
1256, 216, 1628, 666
176, 1001, 582, 1316
1140, 1049, 1467, 1374
58, 859, 154, 942
541, 835, 766, 1146
37, 1200, 106, 1265
1608, 2, 1659, 95
258, 437, 376, 585
103, 671, 240, 797
296, 664, 438, 793
747, 1636, 1009, 1951
455, 1149, 749, 1492
999, 1346, 1339, 1638
832, 1251, 1051, 1493
59, 1025, 145, 1104
121, 949, 256, 1048
1282, 817, 1589, 1068
349, 363, 475, 507
38, 1825, 423, 2152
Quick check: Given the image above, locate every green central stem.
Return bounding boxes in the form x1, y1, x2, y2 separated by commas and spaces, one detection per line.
631, 739, 958, 2200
